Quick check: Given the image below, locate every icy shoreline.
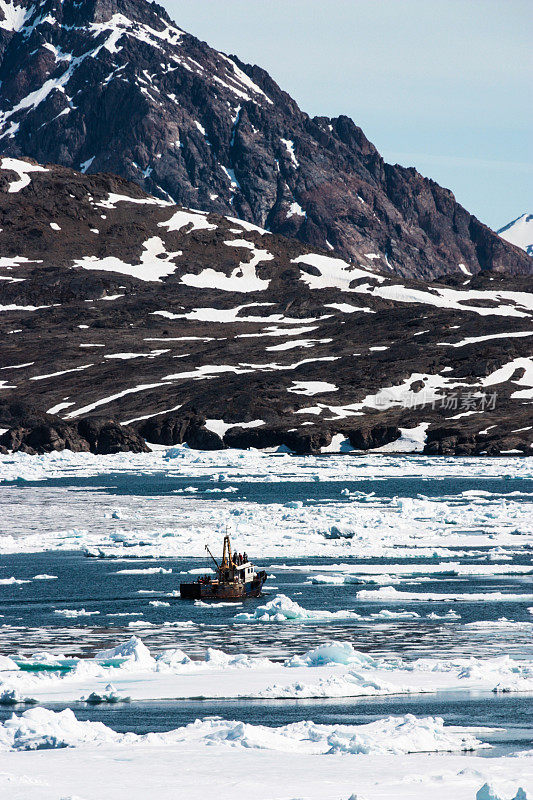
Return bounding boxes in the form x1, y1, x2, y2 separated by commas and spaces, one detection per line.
2, 446, 532, 485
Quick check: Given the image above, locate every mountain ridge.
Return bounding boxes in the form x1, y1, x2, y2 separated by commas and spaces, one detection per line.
0, 156, 531, 456
0, 0, 530, 280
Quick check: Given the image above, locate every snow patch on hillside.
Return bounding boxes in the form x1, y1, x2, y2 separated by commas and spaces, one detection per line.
0, 0, 30, 32
293, 253, 383, 290
159, 208, 217, 233
0, 157, 47, 192
181, 240, 273, 292
73, 237, 181, 281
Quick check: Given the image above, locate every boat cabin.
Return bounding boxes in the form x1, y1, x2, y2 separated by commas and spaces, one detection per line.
235, 562, 254, 582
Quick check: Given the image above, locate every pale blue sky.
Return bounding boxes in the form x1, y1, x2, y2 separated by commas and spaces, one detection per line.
163, 0, 531, 231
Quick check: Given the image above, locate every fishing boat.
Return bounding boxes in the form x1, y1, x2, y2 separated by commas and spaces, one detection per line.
179, 534, 267, 601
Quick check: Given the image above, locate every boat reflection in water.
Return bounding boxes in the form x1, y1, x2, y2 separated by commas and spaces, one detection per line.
180, 534, 267, 601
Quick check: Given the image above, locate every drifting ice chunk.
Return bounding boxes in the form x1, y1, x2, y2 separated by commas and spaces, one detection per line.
113, 567, 172, 575
306, 574, 345, 585
0, 688, 37, 706
53, 608, 99, 617
476, 784, 528, 800
285, 642, 377, 668
234, 593, 362, 622
82, 684, 131, 704
95, 636, 155, 668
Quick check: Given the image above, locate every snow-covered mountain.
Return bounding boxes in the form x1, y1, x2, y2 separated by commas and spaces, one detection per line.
498, 214, 533, 257
0, 0, 530, 280
0, 157, 532, 456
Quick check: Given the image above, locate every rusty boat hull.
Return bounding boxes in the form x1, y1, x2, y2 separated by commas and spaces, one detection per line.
180, 572, 267, 601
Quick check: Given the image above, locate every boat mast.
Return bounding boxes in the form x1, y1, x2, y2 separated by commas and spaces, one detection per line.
221, 533, 233, 568
205, 544, 219, 570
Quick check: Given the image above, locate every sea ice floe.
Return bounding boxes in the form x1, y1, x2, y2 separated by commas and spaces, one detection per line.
427, 610, 461, 620
0, 637, 531, 702
372, 609, 422, 619
356, 587, 533, 603
1, 449, 531, 562
113, 567, 172, 575
53, 609, 100, 618
0, 707, 490, 755
181, 567, 214, 575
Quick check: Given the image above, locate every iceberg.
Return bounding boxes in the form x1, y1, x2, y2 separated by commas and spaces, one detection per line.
234, 593, 362, 622
95, 636, 156, 668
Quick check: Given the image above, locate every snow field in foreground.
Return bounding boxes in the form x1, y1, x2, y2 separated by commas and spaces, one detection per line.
0, 729, 529, 800
1, 636, 532, 703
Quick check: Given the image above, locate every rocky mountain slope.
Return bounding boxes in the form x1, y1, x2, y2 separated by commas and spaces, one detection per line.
0, 157, 532, 456
0, 0, 530, 281
498, 214, 533, 257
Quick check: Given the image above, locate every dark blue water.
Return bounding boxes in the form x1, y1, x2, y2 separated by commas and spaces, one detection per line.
0, 552, 531, 662
5, 472, 533, 503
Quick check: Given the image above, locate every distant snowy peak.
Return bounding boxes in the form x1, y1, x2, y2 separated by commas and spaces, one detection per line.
498, 214, 533, 257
